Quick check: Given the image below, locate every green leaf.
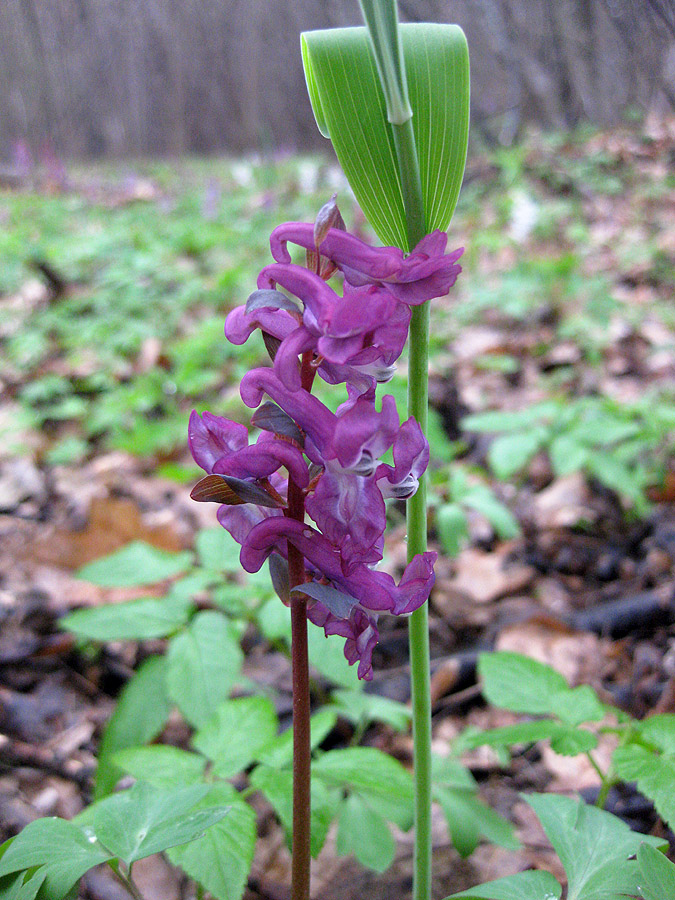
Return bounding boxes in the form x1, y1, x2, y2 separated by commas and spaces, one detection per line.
194, 527, 241, 572
0, 819, 110, 899
526, 793, 665, 900
167, 784, 256, 900
61, 593, 193, 641
336, 793, 395, 872
462, 489, 520, 541
0, 867, 47, 900
302, 23, 469, 248
433, 784, 519, 858
74, 782, 229, 867
332, 689, 412, 731
549, 686, 606, 727
488, 427, 549, 479
249, 767, 338, 859
478, 653, 604, 725
462, 403, 559, 434
479, 652, 567, 714
76, 542, 192, 587
313, 747, 413, 830
612, 745, 675, 831
445, 870, 562, 899
113, 745, 206, 789
635, 713, 675, 753
257, 708, 337, 769
637, 843, 675, 900
549, 727, 598, 756
95, 655, 171, 799
549, 433, 589, 476
435, 503, 469, 557
193, 697, 278, 778
166, 611, 244, 728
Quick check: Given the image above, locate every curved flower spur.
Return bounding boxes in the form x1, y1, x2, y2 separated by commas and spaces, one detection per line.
189, 196, 462, 678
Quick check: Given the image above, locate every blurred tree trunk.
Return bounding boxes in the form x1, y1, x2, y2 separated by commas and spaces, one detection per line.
0, 0, 672, 160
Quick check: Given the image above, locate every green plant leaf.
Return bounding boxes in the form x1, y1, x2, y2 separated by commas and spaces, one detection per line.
336, 792, 395, 872
61, 593, 193, 642
249, 767, 338, 859
612, 745, 675, 831
194, 527, 241, 572
478, 652, 604, 725
0, 819, 110, 899
332, 689, 412, 731
166, 611, 244, 728
445, 870, 562, 899
193, 697, 278, 778
635, 714, 675, 753
74, 782, 230, 867
637, 843, 675, 900
549, 433, 589, 476
95, 655, 171, 799
312, 747, 413, 829
526, 793, 665, 900
76, 542, 192, 587
302, 23, 469, 248
462, 488, 520, 540
257, 708, 337, 769
0, 866, 47, 900
114, 745, 206, 789
435, 502, 469, 557
488, 427, 549, 479
434, 785, 519, 858
167, 784, 256, 900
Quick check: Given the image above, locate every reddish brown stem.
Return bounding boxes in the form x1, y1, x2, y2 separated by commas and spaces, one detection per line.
287, 351, 316, 900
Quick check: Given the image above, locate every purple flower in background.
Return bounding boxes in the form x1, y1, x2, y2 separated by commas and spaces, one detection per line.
269, 222, 463, 305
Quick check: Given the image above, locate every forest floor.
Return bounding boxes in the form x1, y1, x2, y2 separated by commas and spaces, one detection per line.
1, 115, 674, 899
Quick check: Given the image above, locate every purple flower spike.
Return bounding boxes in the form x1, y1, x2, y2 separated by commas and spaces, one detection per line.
212, 432, 309, 488
270, 223, 402, 281
191, 210, 445, 680
305, 470, 385, 568
225, 305, 298, 346
240, 517, 436, 616
269, 222, 463, 305
376, 417, 429, 499
189, 411, 248, 473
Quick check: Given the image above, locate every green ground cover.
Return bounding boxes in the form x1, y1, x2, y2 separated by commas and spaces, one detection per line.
1, 123, 673, 511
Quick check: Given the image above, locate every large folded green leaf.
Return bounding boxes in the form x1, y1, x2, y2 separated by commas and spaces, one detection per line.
302, 23, 469, 249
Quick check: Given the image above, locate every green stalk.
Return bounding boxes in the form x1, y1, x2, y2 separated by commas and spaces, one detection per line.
392, 116, 433, 900
359, 8, 433, 897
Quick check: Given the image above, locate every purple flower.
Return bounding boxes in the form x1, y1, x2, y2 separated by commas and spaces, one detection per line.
189, 410, 309, 488
188, 411, 248, 473
240, 517, 436, 617
376, 417, 429, 499
190, 211, 444, 680
307, 603, 379, 681
269, 223, 463, 305
228, 263, 410, 392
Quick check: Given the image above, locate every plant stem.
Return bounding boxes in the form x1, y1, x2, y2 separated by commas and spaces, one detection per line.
286, 352, 315, 900
407, 301, 433, 900
392, 115, 433, 900
392, 118, 425, 253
